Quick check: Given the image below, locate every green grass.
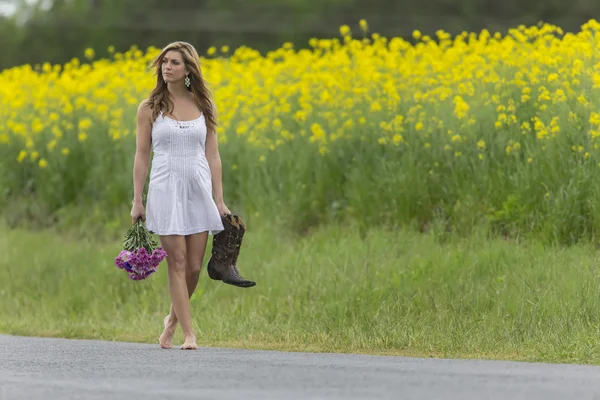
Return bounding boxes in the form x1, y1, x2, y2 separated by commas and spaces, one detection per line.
2, 219, 600, 364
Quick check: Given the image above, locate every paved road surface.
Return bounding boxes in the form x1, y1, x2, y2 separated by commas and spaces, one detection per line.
2, 334, 600, 399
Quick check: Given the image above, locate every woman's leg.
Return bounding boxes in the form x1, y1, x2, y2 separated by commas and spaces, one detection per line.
158, 234, 197, 350
185, 231, 209, 296
165, 232, 209, 330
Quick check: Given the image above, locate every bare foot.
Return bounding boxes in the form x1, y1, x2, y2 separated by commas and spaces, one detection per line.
159, 315, 176, 349
181, 334, 197, 350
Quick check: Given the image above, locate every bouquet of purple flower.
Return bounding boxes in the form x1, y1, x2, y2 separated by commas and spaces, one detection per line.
114, 219, 167, 280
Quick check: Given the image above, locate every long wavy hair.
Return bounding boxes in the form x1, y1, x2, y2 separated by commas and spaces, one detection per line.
146, 41, 217, 132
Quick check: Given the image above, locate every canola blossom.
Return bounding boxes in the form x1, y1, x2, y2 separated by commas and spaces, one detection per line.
3, 20, 600, 242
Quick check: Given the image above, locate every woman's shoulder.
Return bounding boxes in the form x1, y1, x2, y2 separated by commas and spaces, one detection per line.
136, 99, 160, 126
138, 98, 152, 110
137, 98, 154, 116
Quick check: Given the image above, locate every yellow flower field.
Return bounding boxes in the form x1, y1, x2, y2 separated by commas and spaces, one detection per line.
2, 19, 600, 243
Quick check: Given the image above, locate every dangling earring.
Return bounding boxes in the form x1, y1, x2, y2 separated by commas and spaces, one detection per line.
185, 75, 191, 87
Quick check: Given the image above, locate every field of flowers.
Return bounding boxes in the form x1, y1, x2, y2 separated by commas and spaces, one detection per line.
3, 20, 600, 243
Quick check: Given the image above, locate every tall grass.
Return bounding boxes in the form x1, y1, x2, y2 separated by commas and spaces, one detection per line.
2, 222, 600, 363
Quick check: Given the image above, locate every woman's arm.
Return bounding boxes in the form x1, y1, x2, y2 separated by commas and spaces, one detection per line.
205, 103, 226, 208
206, 130, 224, 205
133, 100, 152, 206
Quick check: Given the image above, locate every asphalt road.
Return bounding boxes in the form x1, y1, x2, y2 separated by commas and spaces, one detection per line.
2, 334, 600, 400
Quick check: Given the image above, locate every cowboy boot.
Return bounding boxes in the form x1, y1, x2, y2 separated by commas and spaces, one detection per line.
207, 214, 256, 288
220, 215, 255, 288
207, 214, 236, 281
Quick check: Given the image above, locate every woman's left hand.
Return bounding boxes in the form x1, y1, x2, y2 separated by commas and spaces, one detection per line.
217, 201, 231, 216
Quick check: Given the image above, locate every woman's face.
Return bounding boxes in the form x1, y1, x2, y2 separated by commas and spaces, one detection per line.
161, 50, 187, 84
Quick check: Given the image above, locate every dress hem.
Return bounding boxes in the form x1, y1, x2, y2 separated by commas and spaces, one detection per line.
147, 225, 224, 236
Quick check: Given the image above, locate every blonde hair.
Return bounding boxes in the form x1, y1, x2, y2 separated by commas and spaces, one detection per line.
146, 41, 217, 132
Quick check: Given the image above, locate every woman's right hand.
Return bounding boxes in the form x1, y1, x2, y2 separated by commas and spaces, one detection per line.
130, 202, 146, 224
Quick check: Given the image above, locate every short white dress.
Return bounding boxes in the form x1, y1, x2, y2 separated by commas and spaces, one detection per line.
145, 111, 224, 236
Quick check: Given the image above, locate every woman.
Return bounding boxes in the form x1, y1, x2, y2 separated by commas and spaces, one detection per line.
130, 41, 229, 350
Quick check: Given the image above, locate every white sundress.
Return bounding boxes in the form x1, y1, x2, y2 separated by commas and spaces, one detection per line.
145, 111, 224, 236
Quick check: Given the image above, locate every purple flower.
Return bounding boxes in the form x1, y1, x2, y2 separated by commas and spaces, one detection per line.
115, 246, 167, 281
115, 250, 134, 272
129, 270, 155, 280
114, 221, 168, 281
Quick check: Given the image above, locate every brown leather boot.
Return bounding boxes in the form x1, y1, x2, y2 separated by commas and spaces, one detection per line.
226, 215, 255, 287
207, 214, 256, 288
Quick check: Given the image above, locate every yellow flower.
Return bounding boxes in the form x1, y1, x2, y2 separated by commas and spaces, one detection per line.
79, 118, 92, 130
339, 25, 351, 37
359, 19, 368, 32
16, 150, 27, 163
84, 48, 95, 60
309, 123, 326, 143
552, 89, 566, 103
370, 101, 382, 112
39, 159, 48, 168
392, 134, 404, 145
47, 139, 57, 151
453, 96, 469, 119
